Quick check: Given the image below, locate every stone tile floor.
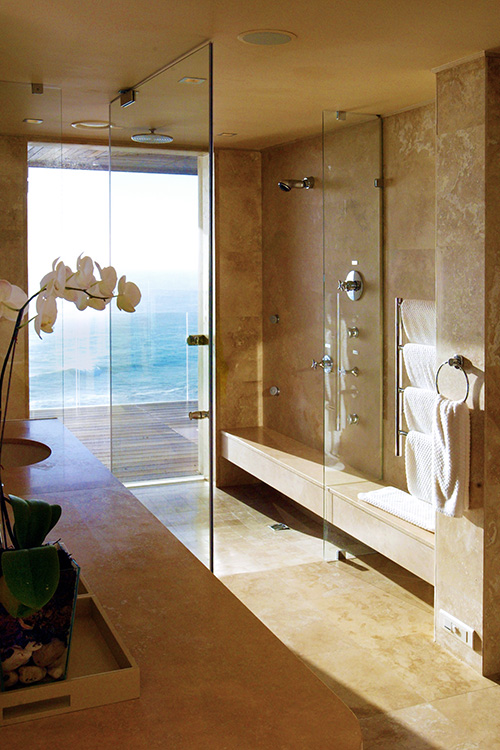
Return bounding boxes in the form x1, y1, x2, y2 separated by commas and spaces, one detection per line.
133, 480, 500, 749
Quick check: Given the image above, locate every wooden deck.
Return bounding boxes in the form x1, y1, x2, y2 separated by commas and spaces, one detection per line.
31, 401, 200, 484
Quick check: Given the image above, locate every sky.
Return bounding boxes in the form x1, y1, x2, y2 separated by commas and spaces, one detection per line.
27, 167, 202, 408
27, 167, 200, 295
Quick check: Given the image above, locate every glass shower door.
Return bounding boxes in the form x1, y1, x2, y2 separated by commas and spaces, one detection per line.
322, 111, 383, 553
109, 44, 214, 568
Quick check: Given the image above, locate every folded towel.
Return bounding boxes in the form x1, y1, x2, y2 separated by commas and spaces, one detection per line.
401, 299, 436, 346
403, 343, 436, 390
403, 387, 435, 434
432, 395, 470, 517
358, 486, 435, 531
405, 430, 433, 503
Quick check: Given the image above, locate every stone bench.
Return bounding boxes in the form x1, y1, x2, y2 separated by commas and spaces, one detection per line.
221, 426, 435, 585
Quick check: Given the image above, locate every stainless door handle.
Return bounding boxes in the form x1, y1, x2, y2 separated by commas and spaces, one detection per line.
186, 334, 209, 346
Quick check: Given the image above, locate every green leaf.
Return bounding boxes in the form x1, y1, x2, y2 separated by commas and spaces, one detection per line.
0, 545, 60, 614
0, 576, 38, 618
7, 495, 62, 548
4, 495, 30, 548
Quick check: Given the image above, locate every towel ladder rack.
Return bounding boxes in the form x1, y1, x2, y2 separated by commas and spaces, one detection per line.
395, 297, 408, 456
396, 297, 468, 454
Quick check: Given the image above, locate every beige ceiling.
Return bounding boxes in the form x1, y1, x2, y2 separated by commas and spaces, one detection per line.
2, 0, 500, 150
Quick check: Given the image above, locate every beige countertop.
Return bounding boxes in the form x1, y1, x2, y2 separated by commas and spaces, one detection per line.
0, 419, 362, 749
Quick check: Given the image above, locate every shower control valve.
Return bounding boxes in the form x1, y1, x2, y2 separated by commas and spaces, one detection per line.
339, 366, 359, 377
347, 327, 359, 338
338, 270, 364, 301
338, 279, 361, 292
311, 355, 333, 374
347, 413, 359, 425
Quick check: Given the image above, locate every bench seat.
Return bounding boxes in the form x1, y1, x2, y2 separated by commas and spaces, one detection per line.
221, 426, 435, 585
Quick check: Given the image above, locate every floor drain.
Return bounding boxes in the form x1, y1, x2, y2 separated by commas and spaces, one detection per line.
269, 522, 290, 531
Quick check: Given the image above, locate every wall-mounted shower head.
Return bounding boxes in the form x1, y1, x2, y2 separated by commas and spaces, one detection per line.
278, 176, 315, 192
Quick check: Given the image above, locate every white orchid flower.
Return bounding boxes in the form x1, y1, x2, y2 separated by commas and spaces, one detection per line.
70, 290, 90, 310
94, 263, 118, 301
34, 293, 58, 338
0, 280, 28, 321
40, 259, 72, 300
116, 276, 141, 312
86, 296, 107, 311
73, 255, 96, 289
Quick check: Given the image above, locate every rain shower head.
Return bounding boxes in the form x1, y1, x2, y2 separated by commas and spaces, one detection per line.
278, 176, 315, 191
131, 128, 173, 144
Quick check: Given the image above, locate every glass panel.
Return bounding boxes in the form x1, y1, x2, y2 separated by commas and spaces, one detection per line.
109, 44, 213, 568
29, 146, 111, 462
322, 111, 383, 553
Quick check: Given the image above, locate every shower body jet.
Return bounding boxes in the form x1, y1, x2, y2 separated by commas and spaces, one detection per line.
278, 176, 315, 191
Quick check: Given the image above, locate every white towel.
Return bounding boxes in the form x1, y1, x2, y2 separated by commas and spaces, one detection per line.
403, 387, 435, 434
401, 299, 436, 346
403, 343, 436, 390
405, 430, 433, 503
432, 395, 470, 517
358, 486, 435, 531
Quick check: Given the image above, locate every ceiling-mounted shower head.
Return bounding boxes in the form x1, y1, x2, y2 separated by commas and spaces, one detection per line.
278, 176, 315, 191
131, 128, 173, 144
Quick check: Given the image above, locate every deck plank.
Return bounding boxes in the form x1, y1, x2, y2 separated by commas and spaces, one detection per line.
31, 400, 199, 483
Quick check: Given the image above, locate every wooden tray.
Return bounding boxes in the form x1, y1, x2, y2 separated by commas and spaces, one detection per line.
0, 591, 140, 725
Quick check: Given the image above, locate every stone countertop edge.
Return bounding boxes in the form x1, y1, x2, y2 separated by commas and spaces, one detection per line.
0, 418, 363, 750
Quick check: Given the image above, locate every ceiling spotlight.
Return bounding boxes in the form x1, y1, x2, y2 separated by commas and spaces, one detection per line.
217, 132, 237, 137
23, 118, 43, 125
131, 128, 173, 144
120, 89, 136, 108
237, 29, 296, 46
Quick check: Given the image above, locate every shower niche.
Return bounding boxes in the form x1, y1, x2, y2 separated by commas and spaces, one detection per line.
323, 111, 383, 482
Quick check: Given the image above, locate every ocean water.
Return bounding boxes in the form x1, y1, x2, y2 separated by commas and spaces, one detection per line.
29, 286, 200, 409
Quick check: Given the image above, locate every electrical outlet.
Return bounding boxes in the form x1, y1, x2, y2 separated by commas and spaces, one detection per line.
439, 609, 474, 648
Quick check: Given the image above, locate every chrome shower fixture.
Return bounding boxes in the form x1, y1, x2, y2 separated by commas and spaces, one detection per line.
278, 176, 315, 192
131, 128, 173, 144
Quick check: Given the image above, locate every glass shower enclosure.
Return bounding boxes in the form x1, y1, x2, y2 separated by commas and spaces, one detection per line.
109, 43, 214, 568
322, 111, 383, 552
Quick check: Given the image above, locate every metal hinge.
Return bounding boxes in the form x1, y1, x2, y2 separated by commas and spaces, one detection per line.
374, 178, 384, 188
189, 410, 209, 420
186, 334, 209, 346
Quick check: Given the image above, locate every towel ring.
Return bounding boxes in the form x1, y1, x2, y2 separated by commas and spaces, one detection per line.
435, 354, 469, 403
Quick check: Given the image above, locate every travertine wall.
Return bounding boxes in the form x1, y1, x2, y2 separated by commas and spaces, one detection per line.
261, 136, 324, 452
435, 53, 500, 675
483, 54, 500, 676
382, 103, 436, 488
214, 149, 263, 485
0, 135, 28, 419
259, 108, 436, 473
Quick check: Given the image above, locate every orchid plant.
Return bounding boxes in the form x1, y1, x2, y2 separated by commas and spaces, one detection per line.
0, 255, 140, 617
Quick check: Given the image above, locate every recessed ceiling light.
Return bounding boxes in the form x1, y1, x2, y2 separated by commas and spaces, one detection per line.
217, 132, 237, 137
23, 118, 43, 125
71, 120, 110, 129
237, 29, 296, 46
178, 77, 206, 85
